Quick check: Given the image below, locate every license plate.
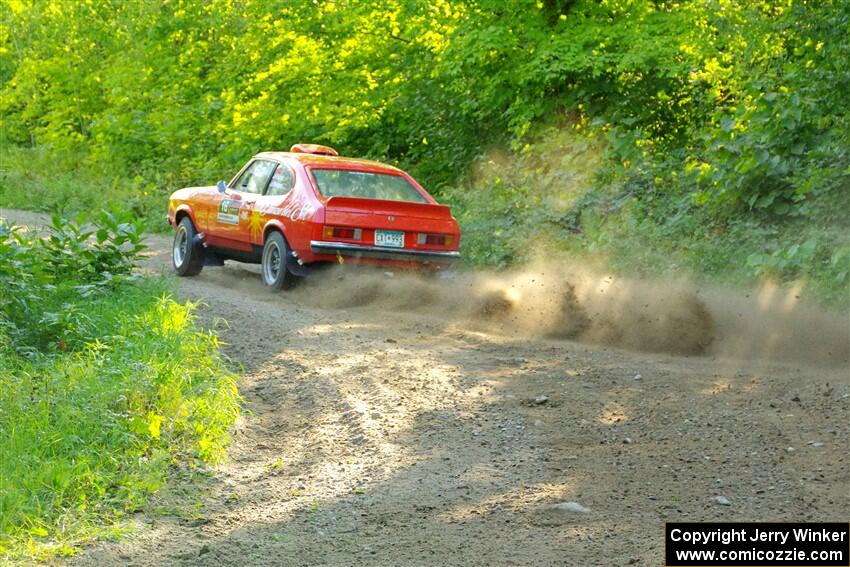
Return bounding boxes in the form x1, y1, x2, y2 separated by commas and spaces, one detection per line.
375, 230, 405, 248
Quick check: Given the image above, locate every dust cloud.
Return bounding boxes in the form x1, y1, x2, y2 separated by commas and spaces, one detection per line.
293, 262, 848, 366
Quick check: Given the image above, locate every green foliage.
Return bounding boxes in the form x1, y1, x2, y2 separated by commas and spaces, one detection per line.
0, 143, 169, 232
0, 210, 145, 349
0, 0, 847, 300
0, 214, 239, 561
689, 1, 850, 216
451, 124, 849, 306
447, 125, 603, 267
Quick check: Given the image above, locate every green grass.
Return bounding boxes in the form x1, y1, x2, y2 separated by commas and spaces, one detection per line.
0, 216, 240, 561
0, 142, 171, 232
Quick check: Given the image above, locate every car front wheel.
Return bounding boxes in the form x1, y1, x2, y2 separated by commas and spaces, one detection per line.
173, 217, 204, 276
261, 231, 296, 291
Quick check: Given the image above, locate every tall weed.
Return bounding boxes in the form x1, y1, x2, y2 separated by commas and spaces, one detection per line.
0, 213, 239, 561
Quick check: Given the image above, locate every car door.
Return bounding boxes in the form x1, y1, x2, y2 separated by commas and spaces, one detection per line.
248, 162, 295, 246
209, 159, 277, 250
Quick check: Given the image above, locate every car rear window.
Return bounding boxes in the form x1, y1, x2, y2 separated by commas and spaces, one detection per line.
311, 169, 428, 203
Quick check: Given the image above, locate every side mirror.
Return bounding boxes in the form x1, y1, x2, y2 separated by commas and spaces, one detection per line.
216, 181, 227, 193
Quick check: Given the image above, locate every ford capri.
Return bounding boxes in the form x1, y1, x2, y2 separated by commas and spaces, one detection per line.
166, 144, 461, 290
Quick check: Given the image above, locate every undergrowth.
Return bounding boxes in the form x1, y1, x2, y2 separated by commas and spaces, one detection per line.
0, 212, 239, 561
0, 144, 171, 233
446, 125, 850, 308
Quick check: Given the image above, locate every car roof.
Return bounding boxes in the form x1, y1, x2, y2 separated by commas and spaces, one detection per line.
255, 151, 403, 173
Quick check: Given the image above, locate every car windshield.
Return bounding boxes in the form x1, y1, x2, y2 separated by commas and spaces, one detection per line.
311, 169, 428, 203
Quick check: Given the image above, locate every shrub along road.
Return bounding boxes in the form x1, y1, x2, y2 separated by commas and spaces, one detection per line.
34, 222, 843, 566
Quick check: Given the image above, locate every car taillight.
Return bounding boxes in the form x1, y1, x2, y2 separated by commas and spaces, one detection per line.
417, 233, 453, 247
323, 226, 362, 240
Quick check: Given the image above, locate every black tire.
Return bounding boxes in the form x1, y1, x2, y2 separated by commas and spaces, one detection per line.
261, 231, 297, 291
172, 217, 204, 277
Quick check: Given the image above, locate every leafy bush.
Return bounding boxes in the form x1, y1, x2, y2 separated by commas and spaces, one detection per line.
0, 210, 146, 350
446, 126, 603, 267
0, 213, 239, 561
448, 124, 850, 307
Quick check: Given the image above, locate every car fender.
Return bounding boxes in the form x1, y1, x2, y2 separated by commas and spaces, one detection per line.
171, 203, 196, 230
261, 218, 311, 275
262, 218, 288, 243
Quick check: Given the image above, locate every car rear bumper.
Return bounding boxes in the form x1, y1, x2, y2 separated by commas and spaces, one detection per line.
310, 240, 460, 264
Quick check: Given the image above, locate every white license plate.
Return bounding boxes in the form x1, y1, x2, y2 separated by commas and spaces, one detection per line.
375, 230, 405, 248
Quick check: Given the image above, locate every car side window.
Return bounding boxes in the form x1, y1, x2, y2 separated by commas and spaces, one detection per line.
232, 162, 256, 191
266, 164, 294, 196
233, 160, 276, 194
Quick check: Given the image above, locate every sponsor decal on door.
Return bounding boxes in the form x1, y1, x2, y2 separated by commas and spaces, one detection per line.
217, 199, 242, 225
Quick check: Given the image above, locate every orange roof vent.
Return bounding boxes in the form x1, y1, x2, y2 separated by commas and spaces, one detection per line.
289, 143, 338, 156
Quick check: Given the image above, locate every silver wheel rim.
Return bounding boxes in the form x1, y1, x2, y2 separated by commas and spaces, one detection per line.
174, 226, 188, 267
263, 240, 282, 284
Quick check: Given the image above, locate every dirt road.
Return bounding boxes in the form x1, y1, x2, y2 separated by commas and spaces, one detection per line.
6, 210, 845, 566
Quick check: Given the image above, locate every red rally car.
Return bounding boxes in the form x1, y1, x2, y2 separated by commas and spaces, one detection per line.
167, 144, 461, 290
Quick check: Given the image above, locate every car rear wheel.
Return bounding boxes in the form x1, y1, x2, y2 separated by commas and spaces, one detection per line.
261, 231, 297, 291
173, 217, 204, 276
